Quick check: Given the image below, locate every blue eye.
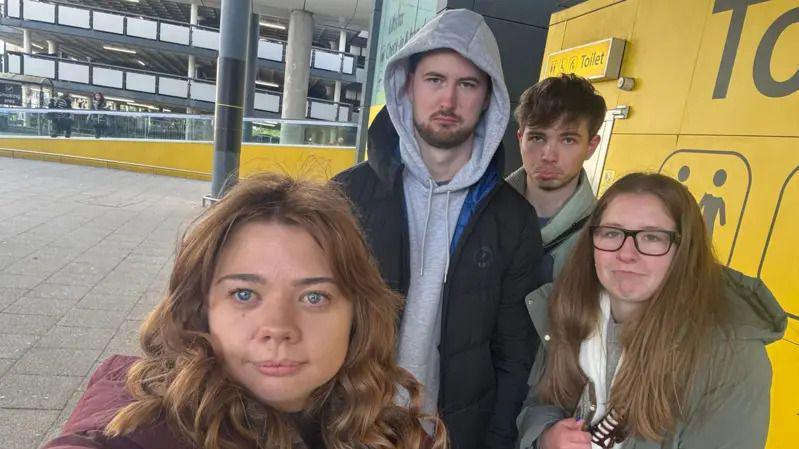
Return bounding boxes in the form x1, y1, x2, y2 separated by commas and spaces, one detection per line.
303, 292, 328, 306
233, 289, 254, 302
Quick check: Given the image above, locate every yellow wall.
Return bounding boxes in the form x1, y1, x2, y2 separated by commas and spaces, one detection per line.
545, 0, 799, 447
0, 137, 357, 181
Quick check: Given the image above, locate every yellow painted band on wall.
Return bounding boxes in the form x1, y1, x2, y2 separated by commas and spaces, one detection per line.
0, 137, 357, 181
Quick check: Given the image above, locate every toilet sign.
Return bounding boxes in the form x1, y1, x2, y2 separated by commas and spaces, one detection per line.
659, 149, 751, 266
545, 38, 626, 81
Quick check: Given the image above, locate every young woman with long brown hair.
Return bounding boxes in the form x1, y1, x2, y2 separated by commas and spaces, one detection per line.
517, 173, 786, 449
42, 173, 447, 449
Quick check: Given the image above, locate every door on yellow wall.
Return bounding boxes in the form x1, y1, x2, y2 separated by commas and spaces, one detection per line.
583, 106, 628, 194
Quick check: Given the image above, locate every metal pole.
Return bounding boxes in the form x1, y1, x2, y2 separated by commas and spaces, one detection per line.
243, 13, 260, 143
209, 0, 252, 201
355, 0, 383, 162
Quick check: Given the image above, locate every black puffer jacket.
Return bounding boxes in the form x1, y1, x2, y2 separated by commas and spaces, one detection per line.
333, 109, 543, 449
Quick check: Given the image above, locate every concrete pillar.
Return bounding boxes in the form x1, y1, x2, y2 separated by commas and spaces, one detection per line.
333, 29, 346, 103
332, 29, 347, 143
22, 29, 31, 53
188, 55, 196, 78
280, 9, 313, 144
22, 29, 31, 120
209, 0, 252, 199
242, 13, 260, 142
186, 54, 197, 140
46, 39, 57, 55
190, 3, 199, 25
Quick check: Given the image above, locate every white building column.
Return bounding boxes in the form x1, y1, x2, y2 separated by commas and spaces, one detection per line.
333, 29, 346, 103
280, 9, 313, 144
46, 39, 57, 55
331, 29, 347, 143
186, 4, 199, 117
22, 29, 31, 53
22, 30, 32, 119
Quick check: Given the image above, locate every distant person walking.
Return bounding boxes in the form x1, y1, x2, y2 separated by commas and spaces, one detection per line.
47, 97, 59, 137
91, 92, 109, 139
55, 93, 73, 138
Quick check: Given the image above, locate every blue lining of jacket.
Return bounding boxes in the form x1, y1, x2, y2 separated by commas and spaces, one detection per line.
450, 158, 498, 255
394, 143, 499, 257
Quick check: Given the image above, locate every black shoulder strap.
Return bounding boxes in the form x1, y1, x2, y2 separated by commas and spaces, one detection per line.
543, 214, 591, 254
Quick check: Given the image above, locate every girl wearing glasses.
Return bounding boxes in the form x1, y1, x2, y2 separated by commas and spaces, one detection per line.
42, 173, 446, 449
517, 173, 785, 449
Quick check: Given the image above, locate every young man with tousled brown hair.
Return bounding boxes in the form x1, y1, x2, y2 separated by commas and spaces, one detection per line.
506, 74, 607, 281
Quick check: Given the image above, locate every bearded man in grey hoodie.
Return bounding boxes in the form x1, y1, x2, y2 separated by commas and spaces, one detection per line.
333, 9, 543, 449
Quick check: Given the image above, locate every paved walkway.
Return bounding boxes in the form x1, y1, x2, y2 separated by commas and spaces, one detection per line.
0, 157, 208, 449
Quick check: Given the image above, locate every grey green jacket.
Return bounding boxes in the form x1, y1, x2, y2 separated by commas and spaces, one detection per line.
517, 268, 787, 449
506, 168, 595, 277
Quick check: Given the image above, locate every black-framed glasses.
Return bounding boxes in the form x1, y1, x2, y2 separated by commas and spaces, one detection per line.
590, 225, 679, 256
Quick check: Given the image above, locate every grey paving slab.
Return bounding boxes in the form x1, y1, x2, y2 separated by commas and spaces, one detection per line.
70, 252, 127, 267
48, 262, 110, 283
0, 273, 45, 289
139, 289, 166, 305
0, 288, 26, 311
0, 313, 58, 335
127, 302, 157, 321
101, 322, 142, 359
0, 374, 82, 409
0, 409, 59, 449
0, 334, 39, 359
36, 326, 116, 350
28, 245, 85, 261
24, 283, 92, 301
40, 388, 83, 446
12, 348, 102, 377
57, 308, 128, 329
4, 297, 77, 317
0, 157, 207, 434
0, 254, 18, 271
89, 280, 151, 298
0, 239, 43, 256
76, 291, 139, 311
2, 259, 65, 277
0, 357, 13, 376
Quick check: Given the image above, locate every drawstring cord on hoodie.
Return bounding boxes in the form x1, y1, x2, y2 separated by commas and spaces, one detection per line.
419, 178, 435, 277
443, 190, 451, 284
418, 178, 452, 284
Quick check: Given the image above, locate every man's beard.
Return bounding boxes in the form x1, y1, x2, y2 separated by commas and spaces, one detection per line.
414, 114, 476, 149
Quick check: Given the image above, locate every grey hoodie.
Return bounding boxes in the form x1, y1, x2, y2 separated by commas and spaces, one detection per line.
382, 9, 510, 414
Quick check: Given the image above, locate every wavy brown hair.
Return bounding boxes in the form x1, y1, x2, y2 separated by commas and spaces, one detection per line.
538, 172, 729, 441
106, 173, 448, 449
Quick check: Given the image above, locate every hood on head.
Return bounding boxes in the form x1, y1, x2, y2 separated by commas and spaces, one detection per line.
382, 9, 510, 191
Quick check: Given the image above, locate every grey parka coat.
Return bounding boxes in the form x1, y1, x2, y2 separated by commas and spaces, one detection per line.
517, 268, 787, 449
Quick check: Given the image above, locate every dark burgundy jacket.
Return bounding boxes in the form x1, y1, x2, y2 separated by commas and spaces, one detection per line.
41, 355, 194, 449
42, 356, 434, 449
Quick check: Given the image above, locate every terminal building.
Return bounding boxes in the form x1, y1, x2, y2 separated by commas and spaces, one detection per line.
0, 0, 369, 123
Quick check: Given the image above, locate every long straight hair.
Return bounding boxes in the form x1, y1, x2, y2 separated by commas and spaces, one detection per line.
106, 173, 447, 449
538, 173, 728, 441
